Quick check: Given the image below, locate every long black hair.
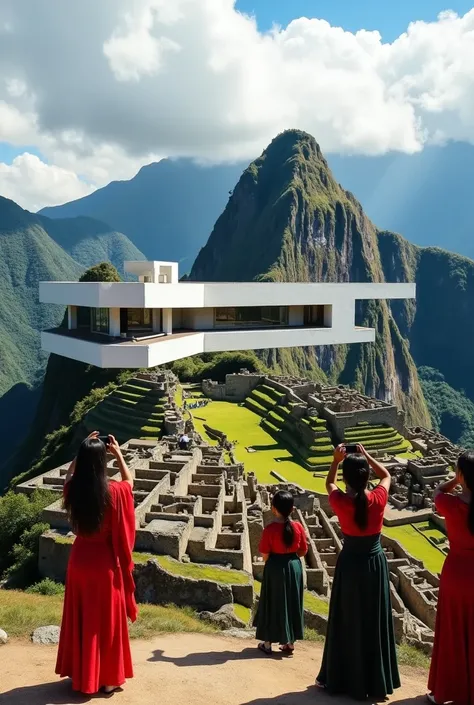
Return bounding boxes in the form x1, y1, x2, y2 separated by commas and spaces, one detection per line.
64, 437, 111, 535
272, 490, 295, 547
457, 451, 474, 534
342, 453, 370, 530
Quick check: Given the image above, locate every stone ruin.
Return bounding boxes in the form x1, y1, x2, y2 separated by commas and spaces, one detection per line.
17, 430, 444, 655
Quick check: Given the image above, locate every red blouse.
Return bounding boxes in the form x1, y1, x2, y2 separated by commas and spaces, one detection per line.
435, 492, 474, 552
329, 484, 388, 536
259, 520, 308, 555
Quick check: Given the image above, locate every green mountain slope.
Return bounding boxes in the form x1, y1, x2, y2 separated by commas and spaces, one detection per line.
417, 367, 474, 447
40, 214, 145, 272
0, 196, 145, 468
0, 198, 82, 398
190, 130, 430, 426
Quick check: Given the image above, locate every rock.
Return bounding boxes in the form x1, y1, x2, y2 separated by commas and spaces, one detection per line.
32, 625, 60, 645
0, 629, 8, 645
223, 628, 256, 639
199, 604, 246, 630
134, 559, 233, 612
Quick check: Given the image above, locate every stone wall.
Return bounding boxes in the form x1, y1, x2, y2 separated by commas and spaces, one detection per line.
202, 373, 262, 401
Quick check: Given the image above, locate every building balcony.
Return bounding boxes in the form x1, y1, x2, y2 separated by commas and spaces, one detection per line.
41, 324, 376, 369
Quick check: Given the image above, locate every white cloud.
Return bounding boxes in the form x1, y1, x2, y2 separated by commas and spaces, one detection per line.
0, 153, 95, 211
0, 1, 473, 207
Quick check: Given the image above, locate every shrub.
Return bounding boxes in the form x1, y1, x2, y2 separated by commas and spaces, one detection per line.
27, 578, 65, 596
0, 490, 51, 577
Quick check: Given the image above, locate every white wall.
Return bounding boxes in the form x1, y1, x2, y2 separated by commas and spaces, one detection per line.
40, 281, 415, 310
182, 308, 214, 331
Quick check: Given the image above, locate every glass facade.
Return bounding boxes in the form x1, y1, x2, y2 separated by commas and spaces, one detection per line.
214, 306, 289, 327
91, 308, 109, 334
304, 305, 328, 327
127, 308, 152, 330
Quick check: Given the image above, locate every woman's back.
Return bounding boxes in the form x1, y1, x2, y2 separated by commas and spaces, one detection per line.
435, 492, 474, 552
329, 484, 387, 536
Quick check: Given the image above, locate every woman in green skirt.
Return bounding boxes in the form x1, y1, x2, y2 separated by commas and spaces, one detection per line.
316, 444, 400, 700
254, 490, 308, 656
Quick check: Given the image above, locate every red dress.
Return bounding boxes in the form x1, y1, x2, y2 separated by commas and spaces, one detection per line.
56, 481, 138, 694
329, 484, 387, 535
429, 492, 474, 705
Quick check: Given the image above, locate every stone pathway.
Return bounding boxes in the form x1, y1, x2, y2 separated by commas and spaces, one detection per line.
0, 632, 427, 704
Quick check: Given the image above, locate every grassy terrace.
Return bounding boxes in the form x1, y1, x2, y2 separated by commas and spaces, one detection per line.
191, 401, 328, 492
85, 379, 166, 442
383, 524, 446, 574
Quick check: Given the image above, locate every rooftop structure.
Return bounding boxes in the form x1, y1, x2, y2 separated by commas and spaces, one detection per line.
39, 260, 416, 369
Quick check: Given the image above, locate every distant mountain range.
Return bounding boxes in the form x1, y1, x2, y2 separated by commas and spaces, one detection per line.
41, 141, 474, 264
40, 160, 244, 272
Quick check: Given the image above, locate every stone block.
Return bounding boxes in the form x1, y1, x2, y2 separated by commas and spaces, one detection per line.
134, 559, 233, 612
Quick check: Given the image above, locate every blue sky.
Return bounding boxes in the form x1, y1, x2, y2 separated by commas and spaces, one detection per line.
236, 0, 472, 41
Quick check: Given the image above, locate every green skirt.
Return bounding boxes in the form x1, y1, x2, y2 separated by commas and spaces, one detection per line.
253, 553, 304, 644
317, 534, 400, 701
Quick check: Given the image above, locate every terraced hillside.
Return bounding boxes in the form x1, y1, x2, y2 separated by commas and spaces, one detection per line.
84, 377, 166, 442
245, 383, 334, 470
343, 422, 412, 456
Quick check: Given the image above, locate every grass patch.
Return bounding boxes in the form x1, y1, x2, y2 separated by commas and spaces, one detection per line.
129, 604, 215, 639
396, 640, 430, 670
304, 591, 330, 615
156, 555, 251, 585
304, 627, 324, 642
0, 590, 214, 640
192, 401, 329, 492
234, 604, 251, 624
383, 525, 445, 574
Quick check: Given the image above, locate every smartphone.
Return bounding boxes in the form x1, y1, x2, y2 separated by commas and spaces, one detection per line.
344, 444, 358, 454
98, 435, 111, 446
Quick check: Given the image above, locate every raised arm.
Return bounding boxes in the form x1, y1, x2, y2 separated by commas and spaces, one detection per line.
64, 430, 100, 484
357, 444, 391, 492
108, 435, 134, 488
326, 445, 345, 495
435, 472, 459, 497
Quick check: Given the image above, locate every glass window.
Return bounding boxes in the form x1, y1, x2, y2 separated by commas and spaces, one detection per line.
304, 305, 327, 327
127, 308, 152, 330
77, 307, 90, 328
214, 306, 289, 327
91, 308, 109, 334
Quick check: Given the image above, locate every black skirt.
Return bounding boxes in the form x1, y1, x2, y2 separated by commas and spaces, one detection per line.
317, 534, 400, 700
253, 553, 304, 644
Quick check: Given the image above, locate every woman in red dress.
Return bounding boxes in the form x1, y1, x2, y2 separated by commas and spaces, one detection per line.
56, 431, 137, 695
428, 451, 474, 705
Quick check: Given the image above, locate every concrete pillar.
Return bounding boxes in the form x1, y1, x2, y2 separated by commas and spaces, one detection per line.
331, 299, 355, 332
152, 309, 162, 333
163, 308, 173, 336
68, 305, 77, 330
109, 308, 121, 337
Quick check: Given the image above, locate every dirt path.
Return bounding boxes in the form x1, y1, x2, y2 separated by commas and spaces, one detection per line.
0, 633, 427, 705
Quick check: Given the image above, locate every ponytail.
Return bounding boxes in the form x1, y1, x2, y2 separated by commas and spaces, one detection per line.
272, 490, 295, 547
354, 490, 369, 531
283, 517, 295, 547
342, 453, 370, 531
458, 451, 474, 535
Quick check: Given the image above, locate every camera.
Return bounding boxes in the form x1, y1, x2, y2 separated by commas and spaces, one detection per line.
98, 435, 111, 447
344, 444, 359, 454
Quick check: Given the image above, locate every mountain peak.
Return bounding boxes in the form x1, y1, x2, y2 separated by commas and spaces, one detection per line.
263, 129, 324, 163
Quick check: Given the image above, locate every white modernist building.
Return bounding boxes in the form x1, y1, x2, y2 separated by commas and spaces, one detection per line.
39, 260, 416, 369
